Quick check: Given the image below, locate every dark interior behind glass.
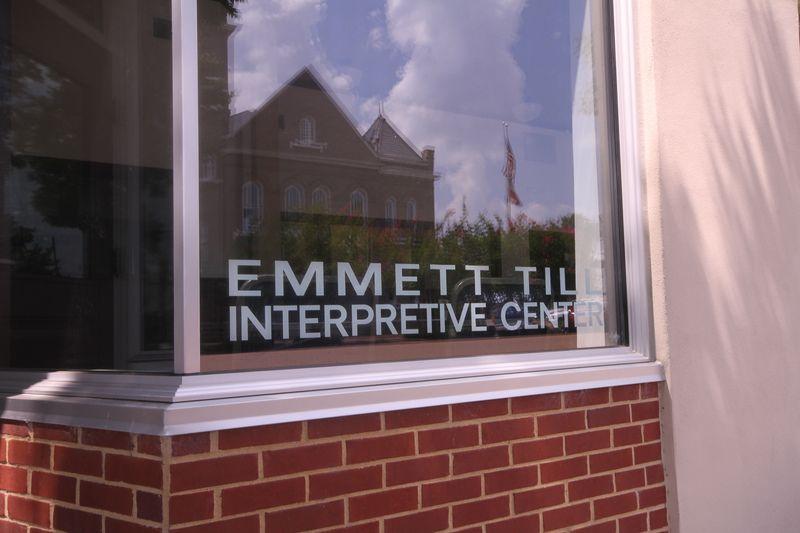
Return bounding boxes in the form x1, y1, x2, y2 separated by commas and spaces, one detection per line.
0, 0, 173, 370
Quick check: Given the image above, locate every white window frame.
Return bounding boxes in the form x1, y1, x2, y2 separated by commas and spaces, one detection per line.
350, 188, 368, 218
385, 196, 397, 223
406, 198, 417, 221
299, 116, 316, 144
0, 0, 661, 435
311, 186, 331, 212
241, 180, 263, 235
283, 184, 304, 212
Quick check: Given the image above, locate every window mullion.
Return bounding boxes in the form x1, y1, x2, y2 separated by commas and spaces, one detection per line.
171, 0, 201, 373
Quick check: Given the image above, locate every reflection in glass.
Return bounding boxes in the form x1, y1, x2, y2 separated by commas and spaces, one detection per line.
242, 181, 263, 235
198, 0, 624, 371
406, 199, 417, 222
284, 185, 304, 213
385, 197, 397, 225
350, 189, 368, 219
0, 0, 173, 370
311, 186, 331, 213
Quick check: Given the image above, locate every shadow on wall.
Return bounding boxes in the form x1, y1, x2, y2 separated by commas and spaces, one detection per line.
657, 1, 800, 531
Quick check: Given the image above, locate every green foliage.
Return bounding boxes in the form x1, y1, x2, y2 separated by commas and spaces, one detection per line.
210, 0, 245, 18
269, 210, 576, 298
9, 223, 59, 275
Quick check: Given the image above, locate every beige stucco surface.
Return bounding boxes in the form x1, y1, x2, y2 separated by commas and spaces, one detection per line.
642, 0, 800, 531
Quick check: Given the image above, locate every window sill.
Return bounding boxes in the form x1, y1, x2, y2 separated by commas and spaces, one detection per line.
0, 355, 663, 435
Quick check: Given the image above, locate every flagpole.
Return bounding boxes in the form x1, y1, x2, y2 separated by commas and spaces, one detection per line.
504, 122, 511, 231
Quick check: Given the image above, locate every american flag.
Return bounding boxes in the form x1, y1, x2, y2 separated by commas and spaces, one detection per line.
502, 123, 521, 206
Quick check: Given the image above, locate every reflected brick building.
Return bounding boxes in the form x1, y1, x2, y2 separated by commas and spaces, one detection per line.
201, 67, 436, 275
199, 66, 438, 352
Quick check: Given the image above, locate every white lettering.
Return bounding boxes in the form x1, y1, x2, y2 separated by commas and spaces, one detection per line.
500, 302, 522, 331
523, 302, 539, 329
400, 304, 419, 335
351, 304, 374, 336
275, 261, 324, 297
324, 305, 348, 337
273, 305, 296, 339
514, 266, 537, 296
540, 302, 558, 329
375, 304, 398, 335
337, 262, 382, 296
228, 259, 261, 297
558, 302, 572, 328
471, 303, 487, 332
445, 303, 470, 332
419, 303, 437, 334
544, 267, 553, 295
559, 267, 576, 296
241, 306, 272, 341
395, 264, 420, 296
229, 306, 237, 341
429, 264, 455, 296
299, 305, 320, 339
465, 265, 489, 296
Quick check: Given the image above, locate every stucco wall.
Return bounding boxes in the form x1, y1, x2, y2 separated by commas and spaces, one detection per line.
643, 0, 800, 531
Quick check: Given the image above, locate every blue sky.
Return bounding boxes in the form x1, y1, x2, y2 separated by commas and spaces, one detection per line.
317, 0, 577, 131
227, 0, 599, 223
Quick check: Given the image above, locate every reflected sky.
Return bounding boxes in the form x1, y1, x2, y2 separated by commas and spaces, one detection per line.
226, 0, 596, 223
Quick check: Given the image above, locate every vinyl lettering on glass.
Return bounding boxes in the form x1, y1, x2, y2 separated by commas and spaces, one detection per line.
197, 0, 624, 371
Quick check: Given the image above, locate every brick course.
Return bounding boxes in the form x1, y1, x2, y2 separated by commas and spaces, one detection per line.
0, 384, 667, 532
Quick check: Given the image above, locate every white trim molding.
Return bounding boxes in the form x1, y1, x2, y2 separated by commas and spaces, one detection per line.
613, 0, 654, 358
172, 0, 201, 373
0, 361, 664, 436
0, 346, 646, 403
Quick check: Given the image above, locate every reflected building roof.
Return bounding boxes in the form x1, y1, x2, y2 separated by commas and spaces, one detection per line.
227, 66, 432, 172
364, 114, 425, 164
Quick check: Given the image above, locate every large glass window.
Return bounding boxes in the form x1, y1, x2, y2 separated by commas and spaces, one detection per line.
0, 0, 173, 370
197, 0, 625, 372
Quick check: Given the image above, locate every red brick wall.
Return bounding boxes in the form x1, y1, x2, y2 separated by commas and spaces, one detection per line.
0, 384, 667, 532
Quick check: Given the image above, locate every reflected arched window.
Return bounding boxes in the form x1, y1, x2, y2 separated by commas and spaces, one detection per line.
311, 186, 331, 212
350, 189, 368, 219
201, 156, 217, 182
284, 184, 304, 212
406, 199, 417, 221
299, 116, 316, 144
385, 197, 397, 224
241, 181, 263, 235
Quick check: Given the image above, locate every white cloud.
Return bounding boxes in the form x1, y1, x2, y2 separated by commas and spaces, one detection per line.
226, 0, 568, 223
229, 0, 360, 114
367, 26, 386, 50
379, 0, 562, 223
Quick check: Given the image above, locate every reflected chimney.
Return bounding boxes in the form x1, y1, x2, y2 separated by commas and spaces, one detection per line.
422, 146, 435, 168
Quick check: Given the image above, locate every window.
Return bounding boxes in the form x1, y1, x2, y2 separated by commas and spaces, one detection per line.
385, 197, 397, 224
242, 181, 264, 235
201, 156, 217, 182
195, 0, 634, 373
290, 115, 327, 151
311, 186, 331, 213
350, 189, 368, 219
0, 0, 659, 431
0, 0, 173, 371
406, 199, 417, 222
299, 117, 316, 144
284, 185, 304, 212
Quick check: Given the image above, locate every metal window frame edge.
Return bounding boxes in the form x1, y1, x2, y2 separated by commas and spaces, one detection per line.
612, 0, 654, 360
0, 0, 658, 435
173, 0, 202, 374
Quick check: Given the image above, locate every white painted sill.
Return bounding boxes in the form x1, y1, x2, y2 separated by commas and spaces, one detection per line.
0, 350, 663, 436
